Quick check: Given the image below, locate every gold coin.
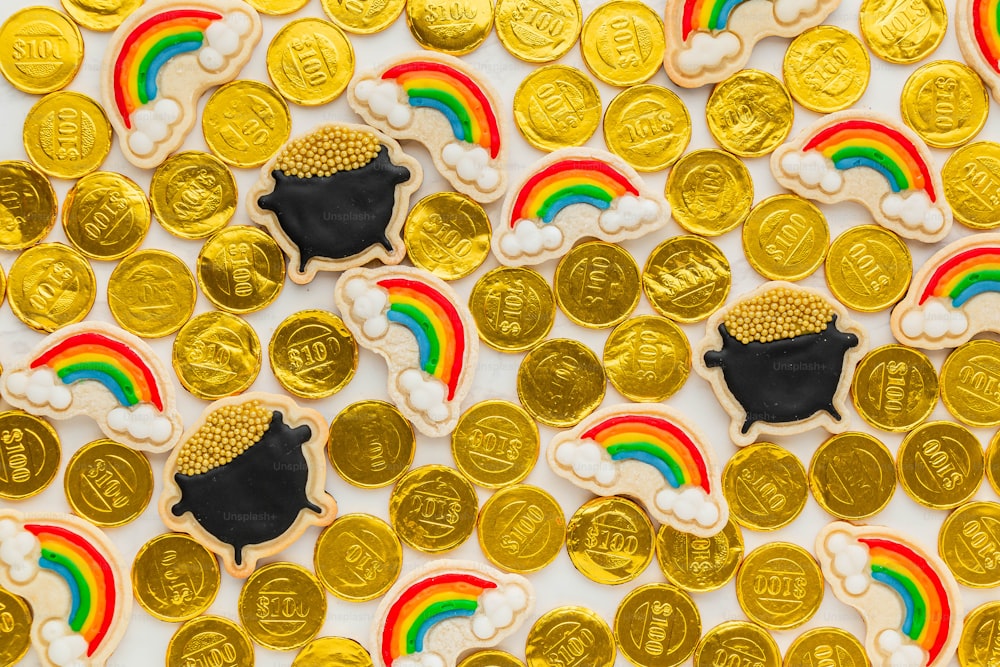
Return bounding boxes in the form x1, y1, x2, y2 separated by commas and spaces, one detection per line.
517, 338, 605, 428
705, 70, 793, 158
406, 0, 494, 54
555, 241, 640, 329
388, 464, 478, 553
494, 0, 581, 63
202, 80, 291, 169
513, 64, 601, 152
851, 344, 938, 431
603, 85, 690, 172
859, 0, 946, 64
469, 266, 555, 353
824, 224, 912, 312
239, 562, 326, 651
59, 0, 141, 30
941, 339, 1000, 427
565, 495, 654, 585
989, 429, 1000, 496
736, 542, 823, 630
809, 432, 895, 520
0, 7, 82, 93
108, 249, 196, 338
655, 516, 744, 593
694, 621, 780, 667
329, 400, 414, 488
460, 651, 525, 667
7, 242, 95, 332
939, 501, 1000, 588
452, 399, 539, 488
131, 533, 221, 622
478, 484, 565, 573
784, 627, 869, 667
0, 160, 57, 250
172, 311, 262, 400
405, 192, 491, 280
321, 0, 404, 33
783, 26, 870, 114
959, 601, 1000, 666
294, 637, 374, 667
0, 586, 31, 666
196, 225, 285, 314
269, 310, 357, 399
742, 195, 829, 282
943, 141, 1000, 230
64, 438, 152, 527
642, 235, 730, 323
246, 0, 310, 15
615, 584, 700, 667
0, 410, 60, 500
901, 60, 988, 148
267, 18, 354, 106
723, 442, 808, 532
166, 615, 254, 667
666, 149, 752, 236
526, 606, 616, 667
603, 315, 690, 403
314, 513, 402, 601
897, 420, 984, 510
150, 151, 238, 240
61, 171, 149, 260
580, 1, 664, 87
23, 91, 111, 179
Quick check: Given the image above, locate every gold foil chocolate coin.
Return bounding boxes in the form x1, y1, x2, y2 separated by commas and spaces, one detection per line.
959, 601, 1000, 666
405, 192, 491, 280
269, 310, 357, 399
859, 0, 946, 64
513, 64, 601, 152
736, 542, 823, 630
172, 311, 262, 400
526, 606, 616, 667
614, 583, 700, 667
389, 464, 478, 553
150, 151, 238, 240
23, 91, 111, 179
565, 495, 654, 585
604, 315, 690, 402
580, 1, 664, 87
742, 195, 829, 282
555, 241, 640, 329
321, 0, 405, 33
989, 429, 1000, 496
939, 501, 1000, 588
940, 339, 1000, 427
0, 160, 57, 250
132, 533, 221, 622
603, 85, 690, 172
64, 438, 152, 527
666, 149, 752, 236
108, 249, 197, 338
294, 637, 374, 666
825, 224, 912, 312
239, 561, 326, 651
809, 432, 895, 520
783, 26, 869, 114
202, 80, 291, 168
246, 0, 309, 14
451, 400, 539, 488
0, 7, 83, 94
494, 0, 581, 62
166, 615, 254, 667
406, 0, 494, 54
943, 141, 1000, 230
784, 627, 869, 667
62, 171, 150, 260
852, 344, 938, 431
8, 242, 95, 332
477, 484, 565, 573
705, 70, 793, 158
656, 516, 743, 593
460, 651, 524, 667
60, 0, 143, 30
694, 621, 780, 667
197, 225, 285, 314
469, 266, 555, 353
0, 410, 60, 500
329, 400, 414, 488
901, 60, 988, 148
643, 235, 730, 323
266, 18, 355, 106
0, 586, 31, 666
314, 513, 402, 602
517, 338, 605, 428
897, 420, 984, 510
723, 442, 808, 532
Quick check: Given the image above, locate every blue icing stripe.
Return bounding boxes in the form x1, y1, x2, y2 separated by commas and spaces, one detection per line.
542, 195, 611, 223
144, 39, 203, 101
953, 280, 1000, 307
387, 309, 432, 373
39, 557, 81, 628
872, 570, 916, 637
610, 450, 682, 488
414, 608, 476, 652
58, 369, 131, 406
834, 156, 904, 192
409, 97, 467, 142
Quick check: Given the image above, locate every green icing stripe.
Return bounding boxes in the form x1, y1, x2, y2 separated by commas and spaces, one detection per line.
405, 599, 478, 654
389, 302, 441, 373
606, 441, 685, 484
871, 564, 926, 640
829, 145, 910, 190
948, 269, 1000, 300
537, 184, 614, 220
137, 31, 204, 104
41, 548, 91, 632
56, 361, 139, 405
407, 87, 473, 142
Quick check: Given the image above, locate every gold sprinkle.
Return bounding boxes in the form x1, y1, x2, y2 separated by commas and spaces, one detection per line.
724, 287, 835, 344
175, 400, 271, 476
275, 126, 382, 178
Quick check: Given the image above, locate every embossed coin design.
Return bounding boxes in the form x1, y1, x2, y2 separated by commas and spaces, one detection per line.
603, 85, 690, 171
166, 615, 254, 667
555, 241, 640, 329
736, 542, 823, 630
666, 149, 752, 236
293, 637, 374, 667
64, 439, 152, 527
62, 171, 149, 260
604, 315, 690, 403
825, 224, 912, 312
859, 0, 947, 64
0, 410, 60, 500
23, 91, 111, 179
939, 501, 1000, 588
989, 429, 1000, 497
783, 627, 869, 667
7, 242, 95, 332
959, 601, 1000, 666
150, 151, 238, 239
614, 583, 700, 667
852, 344, 938, 431
60, 0, 142, 30
451, 400, 539, 488
705, 70, 793, 158
389, 464, 478, 553
0, 160, 57, 250
132, 533, 221, 622
513, 64, 601, 151
742, 195, 829, 282
940, 339, 1000, 427
239, 561, 326, 651
460, 651, 524, 667
321, 0, 404, 33
494, 0, 581, 62
267, 18, 354, 105
901, 60, 988, 148
783, 26, 870, 113
405, 192, 491, 280
478, 484, 565, 573
0, 7, 83, 94
566, 495, 654, 585
406, 0, 494, 54
656, 517, 744, 593
809, 432, 895, 520
643, 235, 731, 323
269, 310, 357, 399
525, 606, 616, 667
329, 400, 414, 488
314, 513, 402, 601
517, 338, 605, 428
202, 80, 291, 168
723, 442, 808, 532
0, 586, 31, 666
897, 421, 984, 509
108, 250, 196, 338
246, 0, 310, 14
580, 1, 664, 87
469, 266, 555, 352
943, 141, 1000, 230
197, 225, 285, 314
694, 621, 781, 667
172, 311, 262, 400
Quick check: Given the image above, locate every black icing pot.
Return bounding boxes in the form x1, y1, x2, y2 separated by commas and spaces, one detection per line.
704, 316, 858, 434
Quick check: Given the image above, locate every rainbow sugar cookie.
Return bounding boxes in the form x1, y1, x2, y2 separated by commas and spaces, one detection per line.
957, 0, 1000, 102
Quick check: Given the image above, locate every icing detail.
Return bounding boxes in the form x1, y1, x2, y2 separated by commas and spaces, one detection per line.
918, 246, 1000, 306
773, 0, 823, 22
499, 219, 564, 259
0, 519, 39, 584
676, 30, 742, 75
5, 368, 73, 412
353, 79, 413, 129
441, 142, 500, 191
509, 158, 640, 228
973, 0, 1000, 74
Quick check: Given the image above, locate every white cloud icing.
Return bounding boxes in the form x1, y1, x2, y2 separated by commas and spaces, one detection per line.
498, 219, 562, 258
554, 440, 617, 486
824, 530, 870, 596
597, 194, 662, 234
5, 368, 72, 411
344, 278, 390, 339
881, 191, 946, 235
779, 151, 844, 194
398, 369, 449, 424
471, 584, 529, 640
773, 0, 821, 23
675, 31, 741, 76
353, 79, 412, 129
0, 519, 39, 583
42, 620, 88, 667
441, 142, 500, 191
394, 655, 446, 667
899, 298, 969, 341
655, 487, 721, 528
127, 98, 181, 157
878, 629, 927, 667
107, 404, 173, 444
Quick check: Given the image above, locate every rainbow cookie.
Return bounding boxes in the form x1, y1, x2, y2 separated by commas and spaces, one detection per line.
493, 148, 670, 266
347, 52, 505, 203
958, 0, 1000, 102
102, 0, 261, 169
334, 266, 478, 438
0, 510, 131, 667
159, 393, 337, 578
372, 560, 533, 667
247, 123, 421, 284
816, 522, 962, 667
548, 404, 728, 537
0, 323, 183, 453
694, 282, 866, 447
772, 111, 951, 243
663, 0, 840, 87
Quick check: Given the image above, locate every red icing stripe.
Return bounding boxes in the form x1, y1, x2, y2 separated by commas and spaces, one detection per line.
917, 246, 1000, 304
973, 0, 1000, 74
682, 0, 697, 40
510, 159, 640, 228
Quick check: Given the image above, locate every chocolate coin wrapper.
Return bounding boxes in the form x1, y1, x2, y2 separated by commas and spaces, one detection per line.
957, 0, 1000, 103
771, 110, 951, 243
334, 266, 479, 438
159, 392, 337, 578
0, 322, 184, 453
0, 510, 132, 667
